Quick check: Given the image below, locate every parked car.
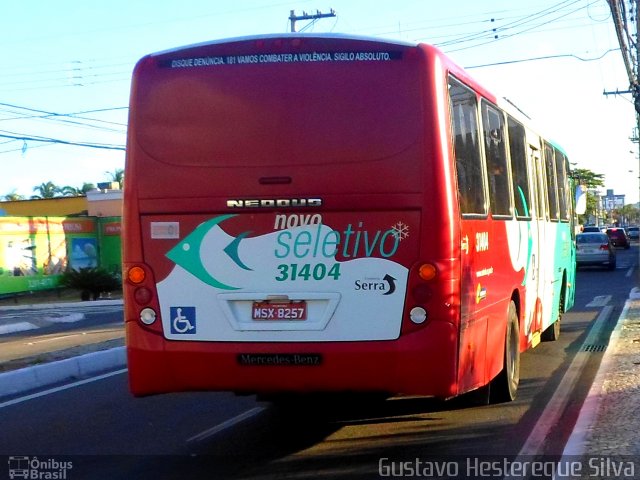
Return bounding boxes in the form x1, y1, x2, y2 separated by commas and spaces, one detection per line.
605, 228, 631, 249
627, 226, 639, 241
576, 232, 617, 270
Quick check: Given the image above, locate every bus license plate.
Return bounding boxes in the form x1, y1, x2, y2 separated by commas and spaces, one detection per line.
252, 301, 307, 321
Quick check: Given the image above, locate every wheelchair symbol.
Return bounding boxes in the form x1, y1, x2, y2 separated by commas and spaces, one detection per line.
170, 307, 196, 334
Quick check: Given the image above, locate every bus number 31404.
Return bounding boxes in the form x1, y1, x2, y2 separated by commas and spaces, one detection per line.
275, 263, 342, 281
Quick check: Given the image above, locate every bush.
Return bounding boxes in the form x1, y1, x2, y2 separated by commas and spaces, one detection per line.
59, 267, 122, 301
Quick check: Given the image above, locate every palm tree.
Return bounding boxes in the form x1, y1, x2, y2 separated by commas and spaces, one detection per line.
2, 190, 25, 201
105, 168, 124, 189
80, 182, 96, 194
60, 183, 96, 196
31, 181, 61, 199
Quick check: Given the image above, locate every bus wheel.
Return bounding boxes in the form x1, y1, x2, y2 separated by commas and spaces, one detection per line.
541, 318, 561, 342
490, 301, 520, 403
542, 285, 563, 342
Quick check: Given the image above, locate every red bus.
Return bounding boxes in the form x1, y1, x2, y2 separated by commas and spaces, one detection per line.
123, 34, 577, 402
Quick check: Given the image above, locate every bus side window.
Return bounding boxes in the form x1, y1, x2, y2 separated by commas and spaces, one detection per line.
482, 102, 511, 217
554, 148, 569, 221
544, 142, 560, 221
449, 78, 486, 215
507, 117, 531, 219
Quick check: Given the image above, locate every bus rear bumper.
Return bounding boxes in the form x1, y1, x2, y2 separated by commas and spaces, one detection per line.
126, 320, 459, 398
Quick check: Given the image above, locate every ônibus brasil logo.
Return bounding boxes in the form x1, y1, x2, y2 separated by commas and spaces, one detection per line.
8, 456, 73, 479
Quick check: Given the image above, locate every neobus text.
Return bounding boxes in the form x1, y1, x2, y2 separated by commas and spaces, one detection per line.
227, 198, 322, 208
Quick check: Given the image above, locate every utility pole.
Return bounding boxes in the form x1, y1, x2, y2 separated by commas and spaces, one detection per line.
289, 9, 336, 33
605, 0, 640, 219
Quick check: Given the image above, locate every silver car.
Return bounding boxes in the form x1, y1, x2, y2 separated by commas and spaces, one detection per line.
576, 232, 616, 270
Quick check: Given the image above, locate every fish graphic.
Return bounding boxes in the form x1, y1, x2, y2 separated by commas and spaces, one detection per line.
165, 214, 251, 290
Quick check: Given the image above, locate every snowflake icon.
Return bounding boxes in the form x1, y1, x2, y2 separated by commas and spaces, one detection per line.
391, 221, 409, 241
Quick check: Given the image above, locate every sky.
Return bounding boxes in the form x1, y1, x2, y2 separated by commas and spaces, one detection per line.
1, 0, 637, 203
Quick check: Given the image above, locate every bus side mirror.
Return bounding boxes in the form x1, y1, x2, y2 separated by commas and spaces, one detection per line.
575, 185, 587, 215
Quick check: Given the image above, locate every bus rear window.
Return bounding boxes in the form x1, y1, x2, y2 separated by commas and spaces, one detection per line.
133, 50, 422, 167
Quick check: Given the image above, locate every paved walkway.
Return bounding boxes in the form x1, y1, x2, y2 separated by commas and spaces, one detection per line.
561, 288, 640, 478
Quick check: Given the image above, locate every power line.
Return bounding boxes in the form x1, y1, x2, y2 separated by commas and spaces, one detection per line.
465, 48, 621, 69
441, 0, 600, 53
437, 0, 580, 47
607, 0, 637, 89
0, 102, 128, 127
0, 103, 128, 141
0, 131, 125, 151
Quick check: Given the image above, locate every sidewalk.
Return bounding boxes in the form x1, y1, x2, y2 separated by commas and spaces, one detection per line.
563, 288, 640, 458
0, 297, 126, 397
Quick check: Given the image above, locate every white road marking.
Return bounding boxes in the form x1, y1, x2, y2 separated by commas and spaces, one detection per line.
25, 331, 92, 345
0, 322, 38, 335
186, 406, 266, 443
585, 295, 611, 307
0, 368, 128, 409
42, 313, 85, 323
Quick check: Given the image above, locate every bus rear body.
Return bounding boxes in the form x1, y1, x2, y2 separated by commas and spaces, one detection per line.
124, 34, 574, 399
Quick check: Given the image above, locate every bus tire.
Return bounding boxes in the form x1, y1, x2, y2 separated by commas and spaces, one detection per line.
490, 301, 520, 403
541, 318, 561, 342
542, 283, 563, 342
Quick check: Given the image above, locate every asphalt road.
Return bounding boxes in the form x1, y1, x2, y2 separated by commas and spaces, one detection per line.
0, 302, 124, 370
0, 245, 637, 480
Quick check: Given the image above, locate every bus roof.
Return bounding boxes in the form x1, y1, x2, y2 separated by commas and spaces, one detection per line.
137, 32, 567, 159
150, 32, 417, 58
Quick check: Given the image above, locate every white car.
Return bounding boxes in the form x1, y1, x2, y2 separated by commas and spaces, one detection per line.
576, 232, 616, 270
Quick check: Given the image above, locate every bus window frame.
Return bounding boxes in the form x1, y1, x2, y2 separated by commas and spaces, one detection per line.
554, 147, 570, 222
448, 75, 489, 219
531, 143, 547, 221
480, 99, 513, 220
507, 116, 532, 221
543, 142, 560, 222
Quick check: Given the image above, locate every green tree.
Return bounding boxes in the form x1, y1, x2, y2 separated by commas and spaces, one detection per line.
60, 267, 122, 301
572, 168, 605, 224
105, 168, 124, 189
31, 181, 61, 199
616, 204, 639, 225
60, 182, 96, 196
2, 190, 25, 201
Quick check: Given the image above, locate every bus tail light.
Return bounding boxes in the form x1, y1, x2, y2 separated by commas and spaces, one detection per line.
411, 263, 437, 303
140, 307, 157, 325
403, 261, 452, 332
124, 264, 161, 329
128, 266, 146, 284
409, 307, 427, 324
418, 263, 437, 281
134, 286, 153, 305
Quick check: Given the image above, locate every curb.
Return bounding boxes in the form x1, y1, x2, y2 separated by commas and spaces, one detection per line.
0, 346, 127, 398
0, 299, 123, 312
561, 288, 640, 456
